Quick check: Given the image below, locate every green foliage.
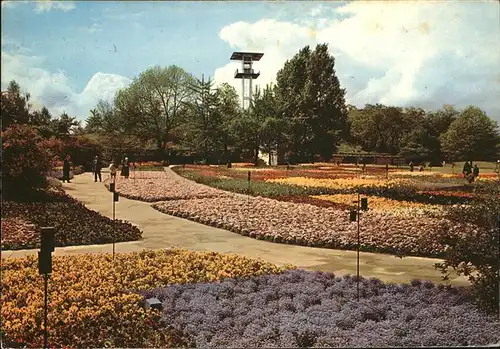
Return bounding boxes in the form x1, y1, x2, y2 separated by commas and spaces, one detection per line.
349, 104, 414, 154
1, 81, 31, 131
275, 44, 347, 161
2, 124, 54, 195
440, 106, 500, 161
181, 75, 225, 160
113, 65, 195, 156
436, 189, 500, 314
61, 136, 103, 169
85, 108, 104, 133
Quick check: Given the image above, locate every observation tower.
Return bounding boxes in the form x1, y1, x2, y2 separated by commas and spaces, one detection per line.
230, 51, 264, 109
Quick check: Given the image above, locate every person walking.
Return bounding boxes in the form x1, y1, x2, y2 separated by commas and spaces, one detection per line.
92, 155, 102, 182
62, 155, 71, 183
472, 164, 479, 182
121, 157, 130, 179
462, 161, 472, 178
109, 160, 117, 180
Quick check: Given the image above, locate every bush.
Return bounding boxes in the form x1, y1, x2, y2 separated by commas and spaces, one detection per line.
1, 125, 54, 196
435, 189, 500, 314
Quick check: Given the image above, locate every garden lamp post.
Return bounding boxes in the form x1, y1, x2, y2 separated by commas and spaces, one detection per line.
350, 194, 368, 301
39, 227, 55, 349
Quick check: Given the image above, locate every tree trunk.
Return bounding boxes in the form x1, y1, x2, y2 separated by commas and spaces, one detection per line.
254, 145, 259, 166
223, 142, 228, 163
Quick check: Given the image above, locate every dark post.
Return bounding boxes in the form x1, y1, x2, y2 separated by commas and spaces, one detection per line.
39, 227, 55, 349
356, 191, 360, 301
386, 163, 389, 180
111, 182, 119, 259
43, 274, 49, 349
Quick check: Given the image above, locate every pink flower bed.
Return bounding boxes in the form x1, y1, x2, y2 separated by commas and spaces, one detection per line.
152, 195, 468, 258
106, 170, 229, 202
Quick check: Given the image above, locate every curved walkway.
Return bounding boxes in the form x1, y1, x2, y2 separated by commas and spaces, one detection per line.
3, 171, 469, 286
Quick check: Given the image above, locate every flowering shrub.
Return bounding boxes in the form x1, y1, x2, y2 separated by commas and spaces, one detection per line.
152, 195, 467, 258
2, 124, 54, 195
1, 249, 290, 348
143, 269, 500, 348
2, 192, 142, 250
431, 192, 500, 314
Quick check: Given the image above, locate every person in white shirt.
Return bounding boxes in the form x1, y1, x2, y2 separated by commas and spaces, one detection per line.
109, 161, 117, 180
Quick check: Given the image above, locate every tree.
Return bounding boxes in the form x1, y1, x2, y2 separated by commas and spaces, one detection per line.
217, 83, 241, 162
85, 108, 104, 134
275, 44, 347, 161
1, 80, 31, 131
440, 106, 500, 161
113, 65, 194, 159
181, 75, 222, 161
51, 112, 79, 139
2, 124, 53, 197
349, 104, 409, 154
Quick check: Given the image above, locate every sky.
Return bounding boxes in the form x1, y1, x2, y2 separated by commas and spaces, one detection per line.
1, 0, 499, 124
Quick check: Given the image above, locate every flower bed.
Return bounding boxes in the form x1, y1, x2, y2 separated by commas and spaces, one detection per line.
312, 194, 442, 212
1, 249, 290, 348
142, 269, 500, 348
267, 177, 411, 190
104, 170, 229, 202
1, 192, 142, 250
152, 195, 467, 258
174, 168, 471, 205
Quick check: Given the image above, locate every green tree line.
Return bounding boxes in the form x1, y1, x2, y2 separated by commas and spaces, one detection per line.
4, 43, 500, 164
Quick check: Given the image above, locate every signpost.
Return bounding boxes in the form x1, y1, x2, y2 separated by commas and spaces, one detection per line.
38, 227, 55, 349
109, 178, 119, 259
350, 195, 368, 301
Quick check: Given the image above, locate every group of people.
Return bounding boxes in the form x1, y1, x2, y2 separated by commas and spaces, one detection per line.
462, 161, 480, 183
92, 156, 132, 182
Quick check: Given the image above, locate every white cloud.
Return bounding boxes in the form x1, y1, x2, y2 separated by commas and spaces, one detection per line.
34, 0, 76, 13
1, 1, 18, 9
87, 23, 103, 34
1, 50, 131, 121
213, 1, 500, 120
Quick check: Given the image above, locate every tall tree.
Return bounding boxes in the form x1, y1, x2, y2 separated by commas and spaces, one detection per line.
113, 65, 194, 159
1, 80, 31, 131
349, 104, 408, 154
275, 45, 312, 161
440, 106, 500, 161
85, 108, 104, 134
275, 44, 347, 161
182, 75, 221, 161
215, 83, 241, 162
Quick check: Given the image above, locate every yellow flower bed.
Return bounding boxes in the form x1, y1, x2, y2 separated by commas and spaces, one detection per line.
2, 249, 292, 348
311, 194, 437, 211
267, 177, 409, 189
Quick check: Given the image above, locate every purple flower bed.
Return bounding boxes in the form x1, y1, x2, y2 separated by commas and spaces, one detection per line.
142, 270, 500, 348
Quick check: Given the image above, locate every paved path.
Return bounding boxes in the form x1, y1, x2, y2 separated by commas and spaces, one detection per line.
3, 171, 469, 286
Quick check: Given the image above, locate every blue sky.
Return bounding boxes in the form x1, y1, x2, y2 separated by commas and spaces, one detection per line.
1, 1, 499, 123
